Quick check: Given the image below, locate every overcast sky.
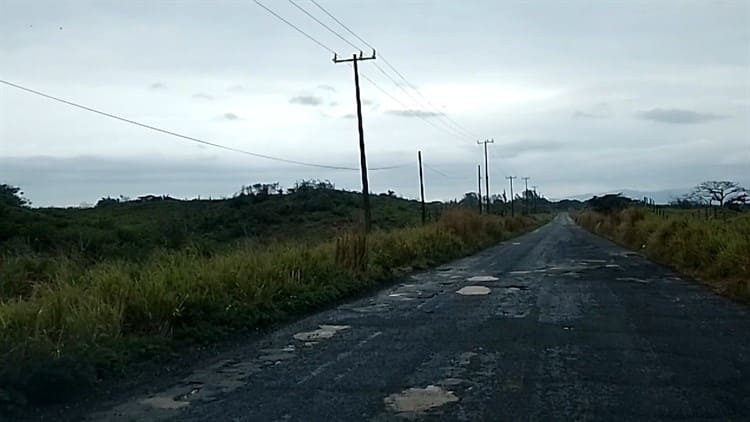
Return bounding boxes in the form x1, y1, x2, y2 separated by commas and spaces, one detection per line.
1, 0, 748, 207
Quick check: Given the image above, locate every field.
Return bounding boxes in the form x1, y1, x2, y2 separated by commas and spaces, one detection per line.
575, 207, 750, 300
0, 185, 545, 407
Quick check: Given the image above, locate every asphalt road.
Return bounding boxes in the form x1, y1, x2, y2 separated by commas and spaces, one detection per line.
90, 213, 750, 421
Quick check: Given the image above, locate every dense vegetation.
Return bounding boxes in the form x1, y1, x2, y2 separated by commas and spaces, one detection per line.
0, 182, 544, 407
576, 206, 750, 301
0, 181, 448, 300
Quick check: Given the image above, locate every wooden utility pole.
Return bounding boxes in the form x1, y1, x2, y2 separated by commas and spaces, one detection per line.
506, 176, 517, 217
418, 150, 426, 225
522, 177, 530, 215
477, 139, 494, 213
477, 165, 482, 215
333, 50, 376, 232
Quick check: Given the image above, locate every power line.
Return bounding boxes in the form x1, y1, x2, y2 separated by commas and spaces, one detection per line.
287, 0, 359, 51
288, 0, 467, 141
310, 0, 375, 51
424, 164, 452, 178
309, 0, 479, 139
258, 0, 472, 143
424, 164, 469, 181
253, 0, 337, 55
370, 61, 472, 140
358, 71, 468, 141
0, 79, 403, 171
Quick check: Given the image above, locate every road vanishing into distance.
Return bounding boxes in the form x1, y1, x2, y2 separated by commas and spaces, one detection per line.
86, 214, 750, 421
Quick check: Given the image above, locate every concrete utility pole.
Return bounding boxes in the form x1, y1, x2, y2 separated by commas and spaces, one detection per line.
506, 176, 517, 217
477, 165, 483, 215
333, 50, 376, 232
522, 177, 530, 215
418, 150, 426, 225
477, 139, 494, 213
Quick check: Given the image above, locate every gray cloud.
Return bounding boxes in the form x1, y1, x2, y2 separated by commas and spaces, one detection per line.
227, 85, 245, 93
362, 99, 374, 106
192, 92, 214, 100
317, 84, 336, 92
149, 82, 167, 91
341, 113, 356, 119
572, 102, 612, 119
635, 108, 727, 124
497, 139, 564, 158
329, 101, 338, 107
222, 112, 239, 120
385, 109, 443, 118
290, 95, 323, 106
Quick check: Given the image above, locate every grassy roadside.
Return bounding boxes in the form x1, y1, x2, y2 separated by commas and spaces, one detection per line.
575, 208, 750, 301
0, 210, 545, 406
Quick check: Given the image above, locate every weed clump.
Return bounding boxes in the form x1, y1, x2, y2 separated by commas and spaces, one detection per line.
575, 208, 750, 301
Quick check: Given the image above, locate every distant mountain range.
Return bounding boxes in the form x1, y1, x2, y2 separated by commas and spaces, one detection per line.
566, 188, 691, 205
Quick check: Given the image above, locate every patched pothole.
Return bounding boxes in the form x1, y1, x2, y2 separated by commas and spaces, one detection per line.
292, 325, 350, 341
466, 275, 499, 282
456, 286, 491, 296
384, 385, 459, 414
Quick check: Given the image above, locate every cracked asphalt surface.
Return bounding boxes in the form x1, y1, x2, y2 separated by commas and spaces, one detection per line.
90, 214, 750, 421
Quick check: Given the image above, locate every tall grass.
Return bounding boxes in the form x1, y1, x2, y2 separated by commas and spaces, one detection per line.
575, 208, 750, 300
0, 209, 542, 404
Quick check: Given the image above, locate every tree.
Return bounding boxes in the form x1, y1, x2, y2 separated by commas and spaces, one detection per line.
459, 192, 480, 208
691, 181, 748, 208
0, 184, 29, 207
586, 193, 637, 214
96, 196, 120, 207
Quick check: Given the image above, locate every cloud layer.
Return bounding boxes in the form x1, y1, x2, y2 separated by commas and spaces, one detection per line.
635, 108, 726, 124
290, 95, 324, 106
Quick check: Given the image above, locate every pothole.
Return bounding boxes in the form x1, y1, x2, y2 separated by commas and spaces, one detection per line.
387, 293, 416, 301
384, 385, 459, 414
438, 378, 465, 386
175, 387, 201, 401
616, 277, 652, 284
466, 275, 499, 282
508, 269, 547, 275
258, 352, 295, 362
140, 396, 191, 410
293, 325, 350, 341
458, 351, 477, 366
350, 303, 390, 313
456, 286, 491, 296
